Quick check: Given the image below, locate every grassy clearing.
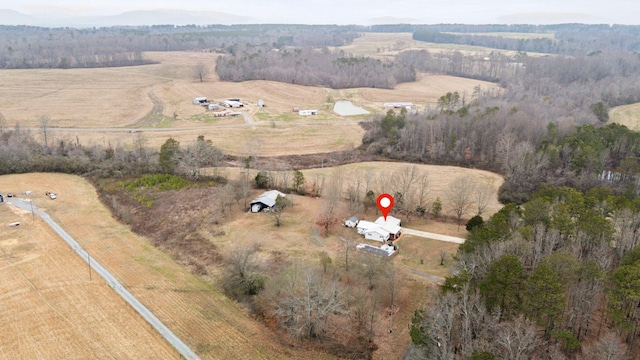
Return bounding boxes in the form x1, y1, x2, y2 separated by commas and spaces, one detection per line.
395, 236, 460, 278
0, 173, 316, 360
610, 102, 640, 131
338, 32, 547, 58
450, 32, 555, 40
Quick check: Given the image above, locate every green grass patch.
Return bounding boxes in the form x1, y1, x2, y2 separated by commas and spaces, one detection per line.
124, 174, 189, 191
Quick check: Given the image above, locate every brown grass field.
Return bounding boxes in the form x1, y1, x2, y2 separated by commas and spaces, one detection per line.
219, 161, 504, 219
610, 102, 640, 131
0, 50, 499, 155
0, 192, 179, 358
337, 32, 550, 59
0, 173, 324, 360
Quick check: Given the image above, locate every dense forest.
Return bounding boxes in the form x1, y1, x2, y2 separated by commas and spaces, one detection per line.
0, 24, 359, 68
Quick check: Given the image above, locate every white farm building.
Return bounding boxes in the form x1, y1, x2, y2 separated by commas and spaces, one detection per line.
250, 190, 286, 213
298, 110, 318, 116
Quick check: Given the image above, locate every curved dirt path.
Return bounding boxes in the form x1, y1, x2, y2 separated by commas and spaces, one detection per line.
6, 198, 199, 360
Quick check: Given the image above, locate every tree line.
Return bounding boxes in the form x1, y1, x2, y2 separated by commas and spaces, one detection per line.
0, 24, 358, 69
216, 46, 416, 89
408, 186, 640, 359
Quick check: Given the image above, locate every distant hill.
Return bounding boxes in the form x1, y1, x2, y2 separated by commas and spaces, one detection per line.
0, 9, 253, 27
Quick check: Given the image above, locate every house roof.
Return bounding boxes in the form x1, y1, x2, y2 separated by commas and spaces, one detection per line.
356, 220, 378, 230
346, 216, 359, 222
375, 216, 401, 227
250, 190, 286, 208
365, 228, 390, 237
379, 223, 401, 235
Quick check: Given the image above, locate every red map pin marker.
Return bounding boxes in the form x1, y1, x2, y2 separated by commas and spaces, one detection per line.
376, 193, 395, 221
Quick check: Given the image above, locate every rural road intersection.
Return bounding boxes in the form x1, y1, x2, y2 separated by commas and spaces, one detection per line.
7, 198, 200, 360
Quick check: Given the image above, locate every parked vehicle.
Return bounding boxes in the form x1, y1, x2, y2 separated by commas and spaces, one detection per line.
46, 191, 57, 200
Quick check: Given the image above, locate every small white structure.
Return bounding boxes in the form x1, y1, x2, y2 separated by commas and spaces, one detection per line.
207, 104, 219, 111
250, 190, 286, 213
257, 99, 265, 107
193, 97, 208, 105
383, 102, 413, 110
298, 110, 318, 116
222, 100, 244, 108
364, 228, 391, 242
344, 216, 359, 228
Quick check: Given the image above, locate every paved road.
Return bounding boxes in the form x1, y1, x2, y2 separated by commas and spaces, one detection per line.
401, 227, 465, 244
7, 198, 200, 360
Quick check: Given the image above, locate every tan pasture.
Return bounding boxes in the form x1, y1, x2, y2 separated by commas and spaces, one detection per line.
0, 173, 318, 360
219, 161, 504, 219
1, 48, 499, 157
338, 32, 548, 58
610, 102, 640, 131
303, 162, 503, 218
0, 195, 178, 358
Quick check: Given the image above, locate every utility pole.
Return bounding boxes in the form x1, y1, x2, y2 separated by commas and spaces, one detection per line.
87, 252, 92, 281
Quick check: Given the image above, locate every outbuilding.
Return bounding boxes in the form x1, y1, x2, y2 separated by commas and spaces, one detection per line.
298, 110, 318, 116
344, 216, 359, 228
193, 97, 208, 105
250, 190, 286, 213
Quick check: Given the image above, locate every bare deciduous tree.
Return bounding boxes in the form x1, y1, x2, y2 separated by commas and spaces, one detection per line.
446, 176, 476, 230
39, 115, 50, 147
193, 61, 210, 82
271, 267, 348, 339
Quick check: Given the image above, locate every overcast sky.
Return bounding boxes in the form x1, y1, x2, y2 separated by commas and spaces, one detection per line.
2, 0, 638, 25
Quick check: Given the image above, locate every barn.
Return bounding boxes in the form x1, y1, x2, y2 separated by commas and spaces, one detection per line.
222, 100, 244, 108
250, 190, 286, 213
193, 97, 208, 105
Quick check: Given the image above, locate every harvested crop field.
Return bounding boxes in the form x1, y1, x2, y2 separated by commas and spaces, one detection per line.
0, 173, 319, 360
1, 49, 498, 156
610, 102, 640, 131
0, 198, 178, 358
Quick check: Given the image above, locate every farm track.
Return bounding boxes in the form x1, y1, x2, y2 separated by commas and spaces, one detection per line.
6, 198, 200, 360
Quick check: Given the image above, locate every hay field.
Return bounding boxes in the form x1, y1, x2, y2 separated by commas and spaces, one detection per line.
302, 162, 504, 218
610, 102, 640, 131
0, 199, 178, 358
219, 161, 503, 219
0, 173, 317, 360
339, 32, 544, 58
2, 48, 499, 156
